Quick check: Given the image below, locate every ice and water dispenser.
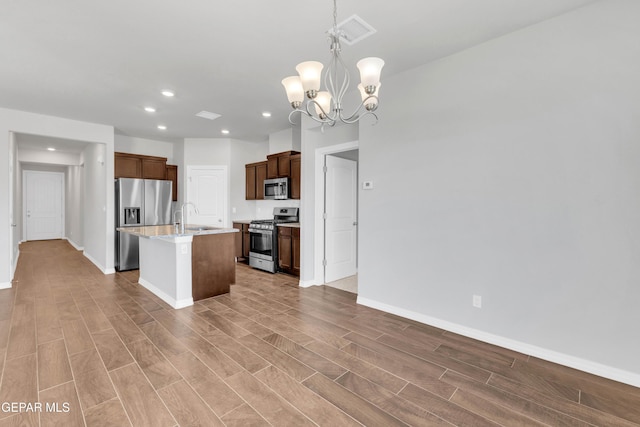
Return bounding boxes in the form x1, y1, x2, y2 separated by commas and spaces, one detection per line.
123, 207, 141, 225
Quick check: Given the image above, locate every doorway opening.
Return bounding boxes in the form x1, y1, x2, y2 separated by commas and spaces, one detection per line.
318, 144, 359, 293
23, 170, 65, 241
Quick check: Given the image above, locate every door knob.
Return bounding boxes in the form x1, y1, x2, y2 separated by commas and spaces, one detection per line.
353, 221, 358, 226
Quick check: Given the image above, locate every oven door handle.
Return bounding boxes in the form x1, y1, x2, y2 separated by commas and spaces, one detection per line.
249, 229, 273, 235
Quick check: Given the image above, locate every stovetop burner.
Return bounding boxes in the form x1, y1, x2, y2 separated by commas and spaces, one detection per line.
249, 207, 299, 231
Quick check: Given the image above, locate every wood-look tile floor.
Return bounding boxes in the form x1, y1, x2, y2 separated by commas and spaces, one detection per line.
1, 240, 639, 426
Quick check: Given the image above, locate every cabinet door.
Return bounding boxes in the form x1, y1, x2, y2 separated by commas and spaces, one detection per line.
267, 156, 278, 179
232, 223, 243, 259
292, 227, 300, 276
245, 164, 256, 200
278, 227, 292, 272
114, 154, 142, 178
142, 158, 167, 179
256, 162, 267, 200
166, 165, 178, 201
242, 225, 250, 259
290, 154, 301, 199
277, 154, 290, 177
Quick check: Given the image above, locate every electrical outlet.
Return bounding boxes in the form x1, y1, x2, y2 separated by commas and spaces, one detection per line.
362, 181, 374, 190
473, 295, 482, 308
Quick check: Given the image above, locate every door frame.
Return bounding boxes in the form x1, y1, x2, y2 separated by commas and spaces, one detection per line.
314, 140, 358, 284
185, 165, 229, 228
22, 170, 65, 242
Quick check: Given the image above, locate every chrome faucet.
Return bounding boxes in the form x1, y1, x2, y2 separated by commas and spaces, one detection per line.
173, 210, 183, 233
178, 202, 199, 234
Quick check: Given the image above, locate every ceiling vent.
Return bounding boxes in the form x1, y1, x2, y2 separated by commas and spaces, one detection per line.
332, 14, 377, 46
195, 110, 221, 121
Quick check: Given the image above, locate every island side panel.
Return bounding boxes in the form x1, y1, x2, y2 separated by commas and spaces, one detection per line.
138, 236, 194, 309
191, 232, 236, 301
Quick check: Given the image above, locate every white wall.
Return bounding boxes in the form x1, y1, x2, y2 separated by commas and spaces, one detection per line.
269, 127, 302, 154
114, 135, 176, 163
81, 143, 112, 272
0, 108, 114, 285
299, 118, 358, 285
9, 133, 18, 280
229, 140, 269, 221
358, 0, 640, 386
183, 138, 268, 222
18, 148, 81, 166
66, 165, 84, 249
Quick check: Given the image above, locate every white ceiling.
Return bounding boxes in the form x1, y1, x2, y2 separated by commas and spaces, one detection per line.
1, 0, 597, 148
16, 134, 91, 154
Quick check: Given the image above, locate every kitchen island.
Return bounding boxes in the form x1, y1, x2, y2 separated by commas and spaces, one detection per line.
117, 224, 238, 309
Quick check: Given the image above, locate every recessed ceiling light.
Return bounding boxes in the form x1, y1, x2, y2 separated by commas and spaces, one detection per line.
144, 106, 156, 113
221, 129, 230, 135
47, 147, 56, 151
157, 125, 167, 130
161, 90, 175, 97
262, 112, 272, 118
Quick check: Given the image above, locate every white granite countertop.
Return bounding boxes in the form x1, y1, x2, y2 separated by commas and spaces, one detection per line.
118, 224, 239, 238
276, 222, 300, 228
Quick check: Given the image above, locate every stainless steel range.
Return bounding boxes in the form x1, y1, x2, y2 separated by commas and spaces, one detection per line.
249, 207, 299, 273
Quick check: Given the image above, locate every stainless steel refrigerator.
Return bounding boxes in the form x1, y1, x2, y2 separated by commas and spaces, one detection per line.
115, 178, 173, 271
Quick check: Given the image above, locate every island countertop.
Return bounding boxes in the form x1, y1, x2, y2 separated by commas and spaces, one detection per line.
118, 224, 239, 239
117, 224, 237, 309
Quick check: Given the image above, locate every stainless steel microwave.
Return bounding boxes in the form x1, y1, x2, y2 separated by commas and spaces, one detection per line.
264, 177, 289, 200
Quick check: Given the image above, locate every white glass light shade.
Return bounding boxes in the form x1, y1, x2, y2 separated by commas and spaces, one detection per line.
281, 76, 304, 104
314, 91, 332, 117
296, 61, 324, 93
358, 83, 380, 108
356, 57, 385, 87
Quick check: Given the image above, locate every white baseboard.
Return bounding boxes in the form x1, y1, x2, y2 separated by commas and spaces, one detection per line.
138, 277, 193, 309
357, 296, 640, 389
299, 278, 322, 288
83, 251, 107, 274
64, 237, 84, 251
0, 282, 12, 290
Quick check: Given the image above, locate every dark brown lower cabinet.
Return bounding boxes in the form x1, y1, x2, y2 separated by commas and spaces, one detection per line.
232, 222, 250, 263
292, 227, 300, 276
243, 226, 250, 260
191, 232, 236, 301
278, 226, 300, 276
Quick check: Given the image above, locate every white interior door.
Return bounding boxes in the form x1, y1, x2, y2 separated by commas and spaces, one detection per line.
324, 155, 357, 283
186, 166, 227, 227
24, 171, 64, 241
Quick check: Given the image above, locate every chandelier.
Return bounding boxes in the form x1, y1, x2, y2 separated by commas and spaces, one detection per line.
281, 0, 384, 126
